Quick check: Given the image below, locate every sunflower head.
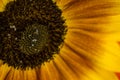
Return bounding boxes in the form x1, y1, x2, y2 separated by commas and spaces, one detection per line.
0, 0, 67, 69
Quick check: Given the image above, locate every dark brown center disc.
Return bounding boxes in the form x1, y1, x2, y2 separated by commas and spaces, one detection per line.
0, 0, 67, 69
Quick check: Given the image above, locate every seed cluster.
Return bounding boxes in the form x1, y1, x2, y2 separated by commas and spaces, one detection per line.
19, 24, 49, 55
0, 0, 67, 69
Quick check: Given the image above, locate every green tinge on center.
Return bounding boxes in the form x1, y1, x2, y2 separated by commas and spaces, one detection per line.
19, 24, 48, 55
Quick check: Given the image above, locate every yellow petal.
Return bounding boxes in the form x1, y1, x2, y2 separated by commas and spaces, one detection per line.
57, 0, 120, 38
95, 42, 120, 72
55, 0, 76, 10
64, 28, 120, 71
43, 54, 85, 80
42, 53, 119, 80
82, 67, 119, 80
53, 55, 80, 80
40, 64, 51, 80
59, 0, 120, 17
0, 0, 4, 12
4, 68, 14, 80
45, 61, 63, 80
59, 0, 120, 72
24, 68, 37, 80
13, 69, 24, 80
0, 64, 12, 80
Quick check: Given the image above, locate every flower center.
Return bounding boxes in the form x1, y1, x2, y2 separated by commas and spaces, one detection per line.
20, 24, 49, 55
0, 0, 67, 69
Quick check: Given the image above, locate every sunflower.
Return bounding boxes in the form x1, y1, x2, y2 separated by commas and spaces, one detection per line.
0, 0, 120, 80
